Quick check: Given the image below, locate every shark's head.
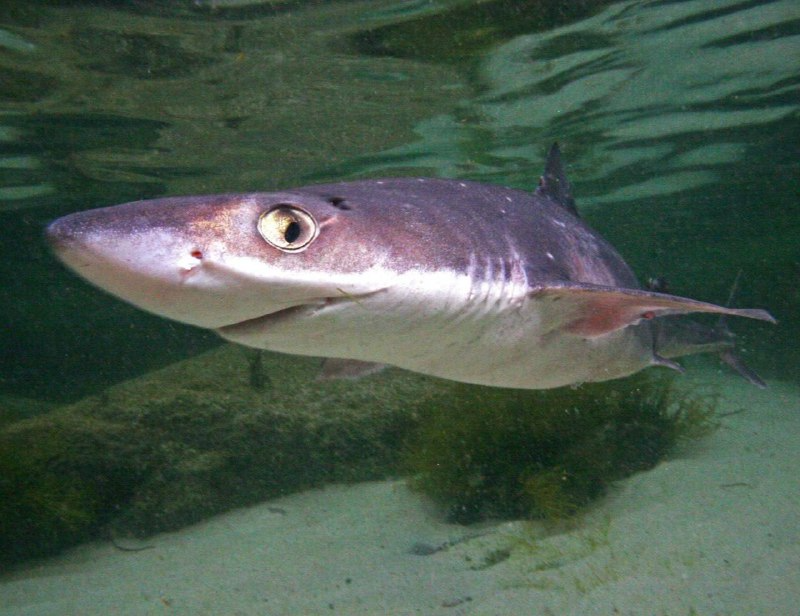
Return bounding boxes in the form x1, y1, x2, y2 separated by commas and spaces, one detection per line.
46, 192, 394, 331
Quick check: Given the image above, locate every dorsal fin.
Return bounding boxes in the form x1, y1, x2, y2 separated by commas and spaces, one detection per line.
536, 142, 579, 216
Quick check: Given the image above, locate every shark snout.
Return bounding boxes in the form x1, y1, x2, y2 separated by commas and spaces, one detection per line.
46, 201, 362, 331
46, 213, 77, 251
47, 209, 241, 328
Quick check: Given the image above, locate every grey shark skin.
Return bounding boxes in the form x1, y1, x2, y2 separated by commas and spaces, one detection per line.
47, 145, 775, 389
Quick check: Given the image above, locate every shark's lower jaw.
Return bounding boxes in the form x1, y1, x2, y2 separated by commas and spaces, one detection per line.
216, 290, 381, 345
217, 303, 319, 336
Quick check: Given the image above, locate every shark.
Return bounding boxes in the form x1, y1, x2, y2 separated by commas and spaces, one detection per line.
46, 144, 775, 389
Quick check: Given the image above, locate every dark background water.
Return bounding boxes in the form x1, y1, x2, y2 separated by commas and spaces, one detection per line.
1, 0, 797, 403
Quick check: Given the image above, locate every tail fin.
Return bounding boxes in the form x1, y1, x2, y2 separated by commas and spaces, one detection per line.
651, 272, 771, 388
714, 271, 767, 388
718, 349, 767, 389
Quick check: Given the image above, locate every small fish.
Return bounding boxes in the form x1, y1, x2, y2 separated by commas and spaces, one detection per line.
46, 144, 774, 389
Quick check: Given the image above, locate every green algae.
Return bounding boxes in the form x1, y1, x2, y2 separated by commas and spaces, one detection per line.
405, 373, 717, 523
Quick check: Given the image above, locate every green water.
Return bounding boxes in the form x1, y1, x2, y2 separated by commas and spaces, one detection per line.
1, 0, 797, 401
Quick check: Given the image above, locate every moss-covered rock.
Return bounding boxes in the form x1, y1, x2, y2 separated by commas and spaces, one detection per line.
0, 395, 57, 427
0, 412, 153, 563
0, 345, 444, 565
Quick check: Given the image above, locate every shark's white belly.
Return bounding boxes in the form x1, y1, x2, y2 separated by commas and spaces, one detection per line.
218, 268, 653, 389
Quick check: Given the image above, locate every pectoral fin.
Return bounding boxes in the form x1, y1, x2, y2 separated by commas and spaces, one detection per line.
531, 283, 776, 338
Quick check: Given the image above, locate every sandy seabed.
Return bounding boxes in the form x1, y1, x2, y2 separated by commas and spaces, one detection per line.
2, 370, 798, 616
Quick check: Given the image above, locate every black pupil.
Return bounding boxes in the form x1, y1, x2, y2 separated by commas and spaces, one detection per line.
284, 220, 301, 243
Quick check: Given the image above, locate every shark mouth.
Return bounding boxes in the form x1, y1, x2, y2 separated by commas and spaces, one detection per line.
216, 287, 387, 337
217, 302, 322, 334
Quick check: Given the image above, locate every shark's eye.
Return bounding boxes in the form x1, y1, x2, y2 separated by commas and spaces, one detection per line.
258, 205, 318, 252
